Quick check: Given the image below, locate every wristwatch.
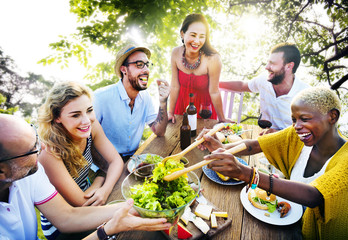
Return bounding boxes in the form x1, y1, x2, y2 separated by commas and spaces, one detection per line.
97, 222, 109, 240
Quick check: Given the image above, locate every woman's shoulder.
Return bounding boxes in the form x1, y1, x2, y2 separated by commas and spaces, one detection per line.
205, 52, 221, 62
38, 147, 62, 164
172, 46, 183, 56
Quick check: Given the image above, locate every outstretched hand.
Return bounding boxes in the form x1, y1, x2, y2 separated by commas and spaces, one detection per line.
103, 199, 171, 235
196, 128, 224, 152
204, 148, 244, 179
157, 79, 170, 103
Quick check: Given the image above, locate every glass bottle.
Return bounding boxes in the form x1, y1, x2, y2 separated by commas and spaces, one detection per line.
186, 93, 197, 137
180, 112, 191, 150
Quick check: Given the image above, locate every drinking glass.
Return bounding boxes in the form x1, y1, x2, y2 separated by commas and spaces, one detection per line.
257, 112, 272, 129
199, 103, 212, 128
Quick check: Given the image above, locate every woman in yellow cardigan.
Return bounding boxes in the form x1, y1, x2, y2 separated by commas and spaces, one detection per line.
198, 86, 347, 239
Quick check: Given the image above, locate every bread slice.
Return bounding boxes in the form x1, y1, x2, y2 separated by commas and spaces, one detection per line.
248, 189, 269, 210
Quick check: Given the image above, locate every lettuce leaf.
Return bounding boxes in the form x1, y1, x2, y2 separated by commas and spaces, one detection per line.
130, 158, 197, 211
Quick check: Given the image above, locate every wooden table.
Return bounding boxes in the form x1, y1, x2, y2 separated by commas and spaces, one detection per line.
107, 116, 302, 240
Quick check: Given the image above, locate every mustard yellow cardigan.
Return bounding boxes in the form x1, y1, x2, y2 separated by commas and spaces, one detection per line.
258, 126, 348, 240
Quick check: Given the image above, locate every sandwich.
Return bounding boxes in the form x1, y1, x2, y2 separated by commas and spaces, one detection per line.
248, 187, 277, 213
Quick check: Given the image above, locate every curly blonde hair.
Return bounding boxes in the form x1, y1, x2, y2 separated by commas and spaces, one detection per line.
291, 86, 341, 115
38, 81, 93, 177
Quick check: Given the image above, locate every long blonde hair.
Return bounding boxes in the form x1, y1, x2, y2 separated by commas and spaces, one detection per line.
38, 81, 93, 177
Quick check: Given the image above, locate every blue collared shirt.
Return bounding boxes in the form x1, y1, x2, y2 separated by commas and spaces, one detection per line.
93, 81, 157, 156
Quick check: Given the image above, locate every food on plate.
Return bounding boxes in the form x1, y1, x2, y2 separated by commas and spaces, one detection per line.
210, 213, 217, 228
180, 207, 191, 225
212, 211, 228, 218
163, 225, 174, 235
177, 222, 193, 239
216, 171, 230, 181
216, 171, 240, 182
248, 187, 277, 213
136, 154, 163, 169
216, 123, 243, 144
277, 201, 291, 218
130, 159, 197, 211
216, 132, 226, 143
192, 216, 210, 234
227, 134, 243, 143
194, 203, 213, 220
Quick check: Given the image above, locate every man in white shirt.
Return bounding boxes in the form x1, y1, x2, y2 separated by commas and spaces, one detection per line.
0, 114, 171, 240
220, 43, 310, 135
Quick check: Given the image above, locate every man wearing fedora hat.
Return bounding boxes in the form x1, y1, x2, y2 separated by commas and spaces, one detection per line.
93, 44, 170, 161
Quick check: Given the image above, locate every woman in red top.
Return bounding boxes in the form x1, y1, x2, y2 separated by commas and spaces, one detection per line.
168, 13, 230, 123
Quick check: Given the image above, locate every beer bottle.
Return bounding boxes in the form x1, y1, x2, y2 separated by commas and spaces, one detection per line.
180, 112, 191, 150
186, 93, 197, 137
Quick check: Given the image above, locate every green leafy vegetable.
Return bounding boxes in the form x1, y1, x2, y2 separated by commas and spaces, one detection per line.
130, 159, 197, 211
143, 154, 163, 164
252, 196, 278, 213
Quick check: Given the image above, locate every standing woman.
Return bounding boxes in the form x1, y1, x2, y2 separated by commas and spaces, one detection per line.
38, 81, 124, 239
168, 13, 229, 123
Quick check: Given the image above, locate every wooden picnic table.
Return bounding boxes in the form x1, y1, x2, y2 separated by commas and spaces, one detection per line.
107, 115, 302, 240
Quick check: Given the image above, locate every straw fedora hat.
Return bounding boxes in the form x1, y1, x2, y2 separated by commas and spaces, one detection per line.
114, 44, 151, 78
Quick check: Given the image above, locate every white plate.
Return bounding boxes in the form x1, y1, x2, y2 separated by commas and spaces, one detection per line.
214, 123, 243, 136
240, 186, 303, 225
202, 157, 248, 185
127, 154, 163, 173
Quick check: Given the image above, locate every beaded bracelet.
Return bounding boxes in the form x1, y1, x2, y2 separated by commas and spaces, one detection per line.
267, 173, 273, 197
251, 170, 259, 190
246, 167, 255, 192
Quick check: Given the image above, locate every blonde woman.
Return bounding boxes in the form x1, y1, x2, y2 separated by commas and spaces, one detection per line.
38, 81, 124, 239
200, 87, 348, 239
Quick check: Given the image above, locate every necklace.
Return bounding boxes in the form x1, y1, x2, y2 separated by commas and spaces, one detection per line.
182, 49, 202, 70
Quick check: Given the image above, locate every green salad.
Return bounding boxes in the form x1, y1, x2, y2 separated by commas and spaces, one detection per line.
143, 154, 163, 164
130, 159, 197, 211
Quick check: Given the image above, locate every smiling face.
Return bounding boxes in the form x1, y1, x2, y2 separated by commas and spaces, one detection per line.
122, 51, 150, 91
291, 99, 331, 146
55, 94, 95, 141
181, 21, 207, 54
265, 52, 287, 85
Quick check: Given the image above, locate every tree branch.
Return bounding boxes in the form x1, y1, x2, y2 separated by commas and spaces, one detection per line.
331, 73, 348, 90
286, 0, 312, 39
229, 0, 272, 8
301, 37, 348, 57
296, 19, 333, 31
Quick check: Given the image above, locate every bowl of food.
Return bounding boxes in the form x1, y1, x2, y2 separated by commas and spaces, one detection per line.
215, 123, 243, 144
127, 153, 163, 172
122, 160, 200, 223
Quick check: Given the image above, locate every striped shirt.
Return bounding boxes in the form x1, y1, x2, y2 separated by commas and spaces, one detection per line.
40, 136, 93, 239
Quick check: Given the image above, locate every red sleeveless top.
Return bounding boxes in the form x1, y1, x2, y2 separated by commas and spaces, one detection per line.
174, 69, 217, 119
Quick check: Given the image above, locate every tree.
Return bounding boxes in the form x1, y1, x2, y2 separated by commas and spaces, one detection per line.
0, 47, 54, 116
39, 0, 347, 126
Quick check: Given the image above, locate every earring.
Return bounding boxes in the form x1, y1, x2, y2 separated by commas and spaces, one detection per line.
181, 38, 184, 44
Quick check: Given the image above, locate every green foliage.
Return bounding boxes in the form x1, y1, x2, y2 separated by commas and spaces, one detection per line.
0, 47, 54, 117
39, 0, 347, 124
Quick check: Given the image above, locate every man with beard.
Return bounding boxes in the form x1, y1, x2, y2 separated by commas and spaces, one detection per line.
93, 44, 170, 161
220, 43, 309, 135
0, 114, 171, 240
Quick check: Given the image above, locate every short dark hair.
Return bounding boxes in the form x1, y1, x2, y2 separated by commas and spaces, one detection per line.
180, 13, 217, 56
271, 43, 301, 73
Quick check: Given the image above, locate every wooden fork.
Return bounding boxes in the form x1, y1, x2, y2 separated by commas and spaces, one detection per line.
163, 143, 247, 181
